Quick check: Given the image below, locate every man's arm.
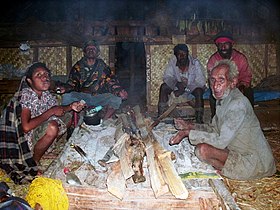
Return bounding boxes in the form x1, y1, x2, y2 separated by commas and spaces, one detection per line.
55, 63, 81, 94
233, 52, 252, 87
163, 55, 180, 90
65, 63, 81, 92
188, 59, 207, 92
103, 66, 128, 99
189, 98, 247, 149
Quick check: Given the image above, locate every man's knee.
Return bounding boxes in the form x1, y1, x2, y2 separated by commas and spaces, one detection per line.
46, 121, 59, 138
194, 143, 209, 161
159, 83, 173, 104
160, 83, 173, 94
192, 87, 204, 98
243, 87, 254, 107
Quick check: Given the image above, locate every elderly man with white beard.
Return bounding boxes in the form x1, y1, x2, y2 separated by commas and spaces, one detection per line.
169, 60, 276, 180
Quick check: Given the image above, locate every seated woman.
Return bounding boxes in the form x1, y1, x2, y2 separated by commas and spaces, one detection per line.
0, 62, 85, 184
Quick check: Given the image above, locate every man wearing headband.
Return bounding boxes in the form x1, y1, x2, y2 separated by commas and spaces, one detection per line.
58, 39, 128, 121
207, 31, 254, 118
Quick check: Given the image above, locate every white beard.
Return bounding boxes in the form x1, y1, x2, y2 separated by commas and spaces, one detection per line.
212, 87, 231, 100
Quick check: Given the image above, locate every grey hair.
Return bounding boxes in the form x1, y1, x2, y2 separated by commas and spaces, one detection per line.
211, 59, 239, 81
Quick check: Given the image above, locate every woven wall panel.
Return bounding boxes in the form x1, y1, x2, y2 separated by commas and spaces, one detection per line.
267, 44, 277, 76
196, 44, 216, 88
150, 45, 173, 106
236, 44, 265, 87
100, 46, 109, 65
72, 47, 83, 68
38, 47, 67, 75
0, 48, 33, 70
197, 44, 217, 77
0, 43, 278, 107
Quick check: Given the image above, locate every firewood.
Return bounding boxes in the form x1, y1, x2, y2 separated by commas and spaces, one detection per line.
113, 133, 134, 179
107, 161, 126, 200
209, 179, 240, 210
157, 150, 189, 199
145, 139, 169, 198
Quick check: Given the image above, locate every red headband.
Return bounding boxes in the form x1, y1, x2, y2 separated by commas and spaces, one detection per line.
215, 37, 234, 44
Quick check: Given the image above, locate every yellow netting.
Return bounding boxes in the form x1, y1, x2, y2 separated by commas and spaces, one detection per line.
25, 177, 69, 210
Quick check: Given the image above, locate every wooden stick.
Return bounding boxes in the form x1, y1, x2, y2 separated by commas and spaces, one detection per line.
148, 103, 177, 131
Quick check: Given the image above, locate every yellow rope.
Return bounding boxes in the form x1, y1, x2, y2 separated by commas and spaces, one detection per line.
25, 177, 69, 210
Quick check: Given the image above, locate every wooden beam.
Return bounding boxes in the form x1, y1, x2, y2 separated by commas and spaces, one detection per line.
66, 45, 72, 75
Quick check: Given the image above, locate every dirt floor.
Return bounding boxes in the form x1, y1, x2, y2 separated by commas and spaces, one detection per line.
1, 105, 280, 209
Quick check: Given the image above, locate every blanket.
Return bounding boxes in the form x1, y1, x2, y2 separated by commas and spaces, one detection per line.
0, 78, 38, 184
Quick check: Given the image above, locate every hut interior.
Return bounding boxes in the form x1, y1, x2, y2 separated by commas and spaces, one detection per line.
0, 0, 279, 209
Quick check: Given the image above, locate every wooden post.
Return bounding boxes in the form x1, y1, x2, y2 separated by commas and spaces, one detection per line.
276, 42, 280, 75
145, 44, 152, 109
66, 45, 72, 75
129, 44, 135, 93
32, 47, 39, 63
109, 45, 116, 74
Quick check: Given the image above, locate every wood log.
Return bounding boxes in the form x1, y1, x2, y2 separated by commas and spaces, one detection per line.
145, 132, 187, 199
209, 179, 240, 210
150, 133, 176, 161
107, 161, 126, 200
114, 120, 124, 141
157, 149, 189, 199
118, 113, 130, 133
145, 139, 169, 198
112, 133, 134, 179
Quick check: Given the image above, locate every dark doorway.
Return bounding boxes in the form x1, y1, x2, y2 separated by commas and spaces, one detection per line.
115, 42, 146, 109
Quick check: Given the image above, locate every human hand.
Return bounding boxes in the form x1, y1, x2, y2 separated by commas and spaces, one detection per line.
174, 90, 183, 97
51, 106, 65, 116
119, 89, 128, 100
174, 82, 185, 97
70, 101, 86, 112
181, 77, 188, 86
174, 118, 194, 130
169, 130, 189, 145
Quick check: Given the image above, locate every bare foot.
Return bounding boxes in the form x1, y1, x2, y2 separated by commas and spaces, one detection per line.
169, 130, 189, 145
